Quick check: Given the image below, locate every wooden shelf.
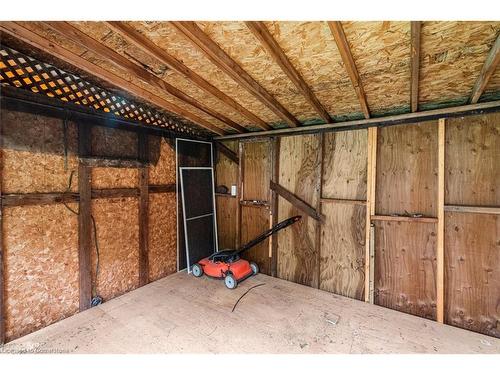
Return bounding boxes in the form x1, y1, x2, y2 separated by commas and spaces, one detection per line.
371, 215, 438, 223
444, 205, 500, 215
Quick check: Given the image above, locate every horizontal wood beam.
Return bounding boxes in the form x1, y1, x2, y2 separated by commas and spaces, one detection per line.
371, 215, 438, 223
320, 197, 367, 206
1, 184, 175, 207
410, 21, 421, 113
215, 99, 500, 140
240, 200, 270, 208
444, 205, 500, 215
270, 180, 325, 222
44, 22, 246, 134
106, 21, 271, 131
170, 21, 300, 128
328, 21, 370, 119
216, 141, 239, 164
470, 33, 500, 104
0, 22, 226, 136
246, 21, 332, 123
80, 157, 146, 168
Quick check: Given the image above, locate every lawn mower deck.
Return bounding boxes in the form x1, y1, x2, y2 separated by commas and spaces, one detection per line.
191, 216, 301, 289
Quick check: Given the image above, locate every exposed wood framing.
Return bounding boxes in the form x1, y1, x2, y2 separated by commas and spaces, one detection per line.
44, 22, 246, 134
410, 21, 421, 113
437, 118, 445, 323
215, 99, 500, 140
0, 22, 226, 136
0, 120, 4, 345
469, 33, 500, 104
320, 198, 367, 206
80, 157, 145, 168
0, 185, 175, 207
270, 137, 280, 277
216, 141, 239, 164
365, 127, 377, 302
315, 134, 324, 289
138, 133, 149, 286
270, 180, 324, 222
327, 21, 370, 119
246, 22, 332, 123
106, 21, 271, 131
371, 215, 438, 223
444, 205, 500, 215
170, 21, 300, 128
236, 141, 243, 247
78, 123, 92, 311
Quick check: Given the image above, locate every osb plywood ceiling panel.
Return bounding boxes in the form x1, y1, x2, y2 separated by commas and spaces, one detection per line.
420, 22, 500, 105
3, 21, 500, 136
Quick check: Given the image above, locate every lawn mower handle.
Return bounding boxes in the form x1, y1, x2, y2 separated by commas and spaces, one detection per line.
235, 215, 301, 256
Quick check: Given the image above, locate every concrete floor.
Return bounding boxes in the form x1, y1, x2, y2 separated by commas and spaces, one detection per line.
1, 272, 499, 354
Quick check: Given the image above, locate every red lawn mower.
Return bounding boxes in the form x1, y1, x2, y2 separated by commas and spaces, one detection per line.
191, 216, 301, 289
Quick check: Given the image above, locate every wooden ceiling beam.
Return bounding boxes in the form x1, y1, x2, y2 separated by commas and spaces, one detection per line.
170, 21, 301, 128
327, 21, 371, 119
246, 21, 333, 123
44, 22, 245, 133
469, 33, 500, 104
410, 21, 421, 113
0, 22, 226, 135
106, 21, 271, 131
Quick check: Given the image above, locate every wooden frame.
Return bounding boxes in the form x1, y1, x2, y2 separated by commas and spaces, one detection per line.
365, 127, 377, 302
327, 21, 370, 119
469, 33, 500, 104
410, 21, 421, 113
436, 118, 445, 323
77, 123, 92, 312
138, 133, 150, 286
170, 21, 300, 128
270, 181, 324, 222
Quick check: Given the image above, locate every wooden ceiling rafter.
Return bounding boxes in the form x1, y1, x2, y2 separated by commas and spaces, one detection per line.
0, 21, 226, 136
327, 21, 371, 119
170, 21, 301, 128
245, 21, 333, 124
43, 21, 245, 133
410, 21, 421, 113
469, 33, 500, 104
105, 21, 272, 131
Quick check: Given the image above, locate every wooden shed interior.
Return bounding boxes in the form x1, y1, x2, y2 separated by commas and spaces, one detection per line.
0, 20, 499, 354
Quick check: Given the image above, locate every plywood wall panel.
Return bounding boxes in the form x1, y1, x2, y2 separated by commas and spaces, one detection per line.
242, 141, 271, 201
376, 121, 438, 216
444, 212, 499, 338
91, 197, 139, 302
277, 135, 320, 287
322, 130, 367, 200
91, 126, 138, 159
241, 206, 270, 275
91, 168, 138, 189
374, 221, 437, 320
320, 204, 366, 300
148, 136, 176, 185
445, 113, 500, 206
148, 193, 177, 282
3, 204, 79, 342
1, 110, 78, 194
